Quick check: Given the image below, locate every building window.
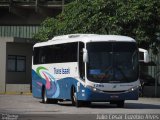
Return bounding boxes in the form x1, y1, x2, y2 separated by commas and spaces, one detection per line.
8, 55, 26, 72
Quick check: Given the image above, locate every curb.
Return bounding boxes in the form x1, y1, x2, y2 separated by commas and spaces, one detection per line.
0, 92, 32, 95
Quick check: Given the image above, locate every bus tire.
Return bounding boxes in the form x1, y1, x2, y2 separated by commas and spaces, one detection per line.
116, 100, 124, 108
42, 86, 48, 104
50, 99, 58, 104
71, 87, 81, 107
82, 101, 91, 106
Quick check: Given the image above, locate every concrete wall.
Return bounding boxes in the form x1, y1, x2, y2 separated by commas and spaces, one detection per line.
6, 42, 33, 85
6, 84, 30, 93
0, 37, 13, 93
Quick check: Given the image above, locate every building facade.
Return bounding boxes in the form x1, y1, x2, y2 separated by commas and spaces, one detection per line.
0, 0, 64, 93
0, 37, 33, 93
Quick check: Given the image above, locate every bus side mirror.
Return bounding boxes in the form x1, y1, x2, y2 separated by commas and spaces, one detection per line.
139, 48, 149, 63
83, 48, 88, 63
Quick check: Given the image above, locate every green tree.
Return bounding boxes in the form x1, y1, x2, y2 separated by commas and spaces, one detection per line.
34, 0, 160, 53
33, 18, 58, 42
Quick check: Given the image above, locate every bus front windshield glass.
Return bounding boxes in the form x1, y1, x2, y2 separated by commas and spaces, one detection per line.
87, 42, 139, 83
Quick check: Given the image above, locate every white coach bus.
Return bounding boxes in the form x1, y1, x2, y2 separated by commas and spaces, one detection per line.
32, 34, 149, 107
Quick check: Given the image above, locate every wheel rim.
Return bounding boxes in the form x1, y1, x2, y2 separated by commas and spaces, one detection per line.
73, 92, 76, 103
44, 89, 47, 103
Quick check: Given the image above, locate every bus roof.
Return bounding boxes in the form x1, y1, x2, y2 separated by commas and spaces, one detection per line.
34, 34, 136, 47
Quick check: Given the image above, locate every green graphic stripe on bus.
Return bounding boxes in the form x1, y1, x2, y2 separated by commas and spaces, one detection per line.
35, 66, 60, 98
36, 66, 48, 78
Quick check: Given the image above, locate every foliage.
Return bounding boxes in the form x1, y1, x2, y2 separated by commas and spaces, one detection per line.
33, 18, 57, 42
34, 0, 160, 53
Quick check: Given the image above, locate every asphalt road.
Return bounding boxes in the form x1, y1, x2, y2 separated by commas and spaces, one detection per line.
0, 95, 160, 120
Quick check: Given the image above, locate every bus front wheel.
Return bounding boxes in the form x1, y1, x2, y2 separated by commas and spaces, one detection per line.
116, 100, 124, 108
71, 88, 81, 107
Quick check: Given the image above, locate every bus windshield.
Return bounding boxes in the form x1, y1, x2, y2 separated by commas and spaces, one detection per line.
87, 42, 139, 83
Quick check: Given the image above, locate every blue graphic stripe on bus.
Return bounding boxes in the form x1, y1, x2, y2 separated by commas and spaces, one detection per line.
44, 71, 60, 98
32, 69, 81, 99
32, 68, 60, 98
32, 70, 45, 98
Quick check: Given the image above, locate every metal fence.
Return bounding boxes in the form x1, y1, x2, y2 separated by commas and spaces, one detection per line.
144, 49, 160, 97
148, 50, 160, 84
0, 0, 64, 5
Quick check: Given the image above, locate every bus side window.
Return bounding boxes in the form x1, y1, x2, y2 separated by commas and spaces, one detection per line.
33, 46, 51, 64
33, 47, 44, 65
39, 47, 49, 64
79, 42, 85, 80
33, 42, 78, 64
33, 47, 39, 65
39, 47, 45, 64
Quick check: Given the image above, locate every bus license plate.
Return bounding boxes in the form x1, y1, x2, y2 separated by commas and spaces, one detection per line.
110, 95, 119, 99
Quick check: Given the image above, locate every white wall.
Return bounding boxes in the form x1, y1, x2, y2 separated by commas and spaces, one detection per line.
0, 37, 13, 93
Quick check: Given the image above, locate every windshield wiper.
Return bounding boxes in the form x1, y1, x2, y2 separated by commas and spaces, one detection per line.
116, 66, 128, 82
132, 50, 138, 70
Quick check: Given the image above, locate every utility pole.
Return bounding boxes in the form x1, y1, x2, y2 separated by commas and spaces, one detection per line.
62, 0, 65, 13
35, 0, 39, 12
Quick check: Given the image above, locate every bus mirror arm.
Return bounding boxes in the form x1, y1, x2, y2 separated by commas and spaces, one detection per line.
83, 48, 88, 63
138, 48, 149, 63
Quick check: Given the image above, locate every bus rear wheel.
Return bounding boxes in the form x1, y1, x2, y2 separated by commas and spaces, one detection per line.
42, 87, 48, 104
82, 101, 91, 106
50, 99, 58, 104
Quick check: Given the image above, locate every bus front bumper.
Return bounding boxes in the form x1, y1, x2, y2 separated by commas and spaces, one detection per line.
78, 87, 139, 102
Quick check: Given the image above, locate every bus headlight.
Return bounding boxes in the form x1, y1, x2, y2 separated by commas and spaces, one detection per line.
128, 86, 140, 92
86, 85, 102, 92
